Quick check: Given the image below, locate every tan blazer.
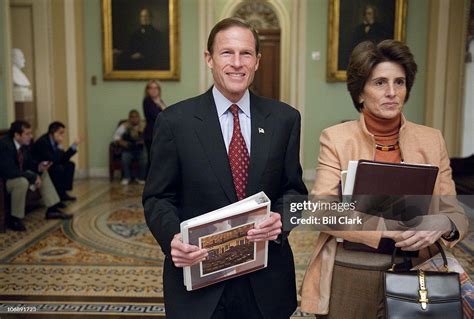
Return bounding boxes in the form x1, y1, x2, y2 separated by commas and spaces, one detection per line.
300, 114, 469, 314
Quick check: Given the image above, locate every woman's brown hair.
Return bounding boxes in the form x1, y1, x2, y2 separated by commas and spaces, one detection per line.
347, 39, 418, 112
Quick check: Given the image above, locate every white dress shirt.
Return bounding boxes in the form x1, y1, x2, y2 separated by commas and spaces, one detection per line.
212, 86, 251, 155
13, 139, 21, 151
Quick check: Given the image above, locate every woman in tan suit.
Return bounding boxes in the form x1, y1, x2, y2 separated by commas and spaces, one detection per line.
300, 40, 468, 318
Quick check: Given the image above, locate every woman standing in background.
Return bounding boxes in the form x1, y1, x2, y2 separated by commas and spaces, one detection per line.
143, 80, 166, 160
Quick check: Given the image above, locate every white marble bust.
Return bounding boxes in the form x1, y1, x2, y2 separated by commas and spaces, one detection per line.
12, 48, 31, 87
12, 48, 32, 102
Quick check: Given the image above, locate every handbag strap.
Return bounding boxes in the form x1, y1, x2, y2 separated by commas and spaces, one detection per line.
389, 241, 448, 271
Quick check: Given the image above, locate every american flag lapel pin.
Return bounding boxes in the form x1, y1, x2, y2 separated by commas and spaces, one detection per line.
258, 128, 265, 134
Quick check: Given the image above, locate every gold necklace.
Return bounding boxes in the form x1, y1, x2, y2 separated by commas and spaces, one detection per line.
375, 141, 399, 151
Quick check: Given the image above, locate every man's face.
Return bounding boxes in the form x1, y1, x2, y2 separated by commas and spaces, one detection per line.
205, 26, 261, 102
52, 127, 65, 145
140, 9, 151, 26
15, 127, 33, 146
364, 7, 375, 24
129, 112, 141, 125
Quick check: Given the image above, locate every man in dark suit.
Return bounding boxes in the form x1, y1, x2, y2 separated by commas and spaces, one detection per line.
143, 18, 307, 319
123, 8, 169, 70
0, 121, 72, 231
32, 122, 82, 201
342, 4, 391, 70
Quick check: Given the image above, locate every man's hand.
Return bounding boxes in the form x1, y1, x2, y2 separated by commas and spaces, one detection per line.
35, 176, 42, 188
73, 136, 84, 145
38, 161, 53, 172
118, 140, 130, 149
170, 233, 208, 268
247, 212, 282, 242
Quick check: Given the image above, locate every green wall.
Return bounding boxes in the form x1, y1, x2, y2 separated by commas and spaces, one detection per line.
84, 0, 200, 170
302, 0, 429, 172
0, 0, 8, 129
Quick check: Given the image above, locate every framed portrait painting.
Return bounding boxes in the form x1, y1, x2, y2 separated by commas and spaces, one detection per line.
327, 0, 407, 82
102, 0, 180, 80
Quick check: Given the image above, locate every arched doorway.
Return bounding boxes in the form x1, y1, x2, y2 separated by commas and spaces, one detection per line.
233, 1, 281, 100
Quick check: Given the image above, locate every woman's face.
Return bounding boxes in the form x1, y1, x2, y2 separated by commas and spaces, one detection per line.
360, 61, 407, 119
147, 83, 161, 98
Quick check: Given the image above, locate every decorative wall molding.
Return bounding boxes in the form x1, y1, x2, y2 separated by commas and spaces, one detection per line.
291, 0, 307, 163
64, 0, 80, 167
88, 168, 109, 178
9, 0, 54, 134
425, 0, 469, 156
75, 168, 89, 180
3, 0, 14, 125
233, 1, 280, 30
198, 0, 215, 93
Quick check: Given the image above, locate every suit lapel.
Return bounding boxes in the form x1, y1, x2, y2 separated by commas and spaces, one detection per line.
193, 90, 237, 203
246, 93, 272, 196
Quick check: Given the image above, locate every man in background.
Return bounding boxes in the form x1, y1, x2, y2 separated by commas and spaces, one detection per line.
113, 110, 147, 185
349, 5, 390, 61
0, 121, 72, 231
123, 8, 169, 70
33, 121, 82, 202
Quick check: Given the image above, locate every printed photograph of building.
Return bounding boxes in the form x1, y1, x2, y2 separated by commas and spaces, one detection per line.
200, 223, 256, 276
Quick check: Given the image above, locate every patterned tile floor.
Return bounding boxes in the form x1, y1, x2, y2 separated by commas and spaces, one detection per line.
0, 179, 472, 318
0, 180, 166, 318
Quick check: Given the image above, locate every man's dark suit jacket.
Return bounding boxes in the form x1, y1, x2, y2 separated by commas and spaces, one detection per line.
32, 134, 76, 164
142, 88, 308, 319
0, 135, 38, 184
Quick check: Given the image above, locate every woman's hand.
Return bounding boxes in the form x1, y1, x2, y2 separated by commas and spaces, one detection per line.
382, 215, 452, 251
392, 230, 446, 251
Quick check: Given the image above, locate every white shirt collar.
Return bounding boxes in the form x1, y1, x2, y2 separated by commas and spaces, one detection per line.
13, 138, 21, 151
212, 86, 251, 118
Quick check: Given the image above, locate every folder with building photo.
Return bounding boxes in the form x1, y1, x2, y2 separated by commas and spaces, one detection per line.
180, 192, 270, 291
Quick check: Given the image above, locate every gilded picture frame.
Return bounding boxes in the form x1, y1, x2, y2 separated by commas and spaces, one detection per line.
327, 0, 407, 82
102, 0, 180, 80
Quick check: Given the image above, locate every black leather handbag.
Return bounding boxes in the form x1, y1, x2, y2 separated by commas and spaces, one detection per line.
384, 242, 463, 319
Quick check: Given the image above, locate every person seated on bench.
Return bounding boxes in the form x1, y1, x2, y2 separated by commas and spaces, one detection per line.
113, 110, 147, 185
0, 120, 72, 232
33, 121, 83, 201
